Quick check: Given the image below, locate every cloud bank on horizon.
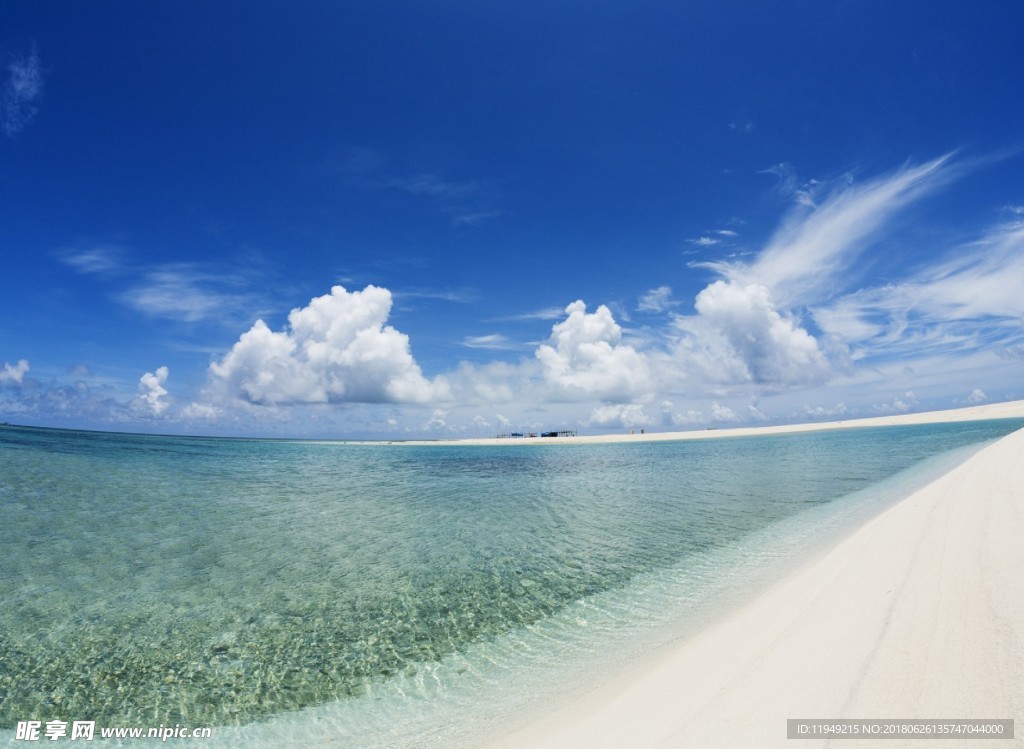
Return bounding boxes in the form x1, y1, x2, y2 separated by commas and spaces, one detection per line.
5, 154, 1021, 436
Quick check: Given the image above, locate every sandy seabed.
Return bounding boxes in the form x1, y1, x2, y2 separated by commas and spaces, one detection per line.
470, 401, 1024, 748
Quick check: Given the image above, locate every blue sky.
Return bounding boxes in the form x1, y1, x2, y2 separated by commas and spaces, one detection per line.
2, 1, 1023, 438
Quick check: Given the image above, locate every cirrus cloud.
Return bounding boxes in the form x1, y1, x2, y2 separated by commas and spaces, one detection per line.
4, 46, 43, 137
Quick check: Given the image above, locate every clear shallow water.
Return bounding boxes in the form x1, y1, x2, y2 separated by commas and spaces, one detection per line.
1, 420, 1022, 747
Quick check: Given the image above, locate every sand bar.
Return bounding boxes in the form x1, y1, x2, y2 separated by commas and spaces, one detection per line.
477, 419, 1024, 748
401, 399, 1024, 446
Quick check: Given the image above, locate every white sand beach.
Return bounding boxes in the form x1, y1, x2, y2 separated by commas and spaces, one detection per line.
476, 402, 1024, 748
406, 399, 1024, 446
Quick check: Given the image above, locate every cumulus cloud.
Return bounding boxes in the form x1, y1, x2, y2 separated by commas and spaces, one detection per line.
207, 285, 450, 406
710, 401, 738, 422
134, 366, 170, 416
182, 402, 220, 420
4, 46, 43, 136
673, 281, 830, 387
588, 403, 651, 429
966, 388, 987, 404
1, 359, 30, 385
873, 390, 919, 414
657, 401, 705, 427
536, 301, 653, 400
424, 409, 449, 430
804, 402, 848, 419
662, 155, 979, 399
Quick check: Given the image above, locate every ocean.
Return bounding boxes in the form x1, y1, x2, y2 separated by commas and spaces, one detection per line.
1, 419, 1022, 748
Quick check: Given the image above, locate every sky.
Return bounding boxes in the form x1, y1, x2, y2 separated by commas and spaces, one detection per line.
1, 1, 1023, 438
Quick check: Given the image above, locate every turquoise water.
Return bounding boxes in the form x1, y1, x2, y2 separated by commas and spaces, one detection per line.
1, 420, 1022, 748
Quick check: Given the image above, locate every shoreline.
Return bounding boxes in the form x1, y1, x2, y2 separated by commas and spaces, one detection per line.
396, 399, 1024, 446
476, 424, 1024, 748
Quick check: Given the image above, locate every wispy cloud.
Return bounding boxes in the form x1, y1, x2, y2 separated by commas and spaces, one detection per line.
812, 216, 1024, 360
637, 286, 676, 313
688, 236, 720, 247
394, 287, 479, 304
710, 154, 957, 307
61, 247, 265, 324
687, 228, 740, 249
382, 173, 481, 200
60, 246, 128, 276
118, 267, 244, 323
451, 210, 503, 227
337, 147, 500, 227
4, 45, 43, 137
493, 306, 567, 322
461, 333, 521, 350
759, 162, 800, 197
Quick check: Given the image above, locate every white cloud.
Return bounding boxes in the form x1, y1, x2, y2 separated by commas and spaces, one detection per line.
536, 301, 653, 400
424, 409, 448, 430
657, 401, 705, 427
182, 402, 220, 420
495, 306, 566, 322
662, 155, 994, 401
207, 285, 450, 406
804, 402, 848, 419
384, 173, 480, 200
872, 390, 919, 414
339, 149, 499, 227
812, 218, 1024, 359
396, 287, 478, 304
673, 281, 830, 387
638, 286, 675, 313
134, 366, 170, 416
966, 388, 987, 404
588, 403, 651, 429
0, 359, 30, 385
4, 46, 43, 137
998, 344, 1024, 361
118, 266, 258, 323
714, 155, 955, 308
62, 248, 263, 324
462, 333, 519, 350
748, 400, 769, 421
61, 246, 127, 276
760, 162, 800, 197
688, 236, 720, 247
710, 401, 738, 422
